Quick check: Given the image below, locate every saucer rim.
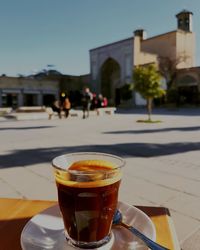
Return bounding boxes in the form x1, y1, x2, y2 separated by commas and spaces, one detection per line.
117, 201, 156, 241
20, 201, 156, 249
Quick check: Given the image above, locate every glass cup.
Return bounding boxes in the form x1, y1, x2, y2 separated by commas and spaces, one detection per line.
52, 152, 125, 249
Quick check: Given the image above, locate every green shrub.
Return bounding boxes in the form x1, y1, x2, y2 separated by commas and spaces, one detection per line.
120, 84, 133, 100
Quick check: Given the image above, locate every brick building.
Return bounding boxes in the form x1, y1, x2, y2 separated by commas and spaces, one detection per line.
89, 10, 198, 106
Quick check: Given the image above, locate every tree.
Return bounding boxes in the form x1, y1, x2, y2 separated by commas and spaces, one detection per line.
158, 56, 178, 90
158, 53, 190, 91
133, 64, 165, 121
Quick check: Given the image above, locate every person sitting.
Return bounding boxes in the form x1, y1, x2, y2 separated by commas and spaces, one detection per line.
52, 100, 62, 119
97, 94, 108, 108
103, 96, 108, 107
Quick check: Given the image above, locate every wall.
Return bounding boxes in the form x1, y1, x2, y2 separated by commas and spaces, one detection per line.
133, 36, 158, 66
140, 31, 177, 61
0, 76, 59, 107
90, 38, 133, 94
176, 31, 195, 68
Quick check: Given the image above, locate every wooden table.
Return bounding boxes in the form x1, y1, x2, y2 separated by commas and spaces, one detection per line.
0, 198, 181, 250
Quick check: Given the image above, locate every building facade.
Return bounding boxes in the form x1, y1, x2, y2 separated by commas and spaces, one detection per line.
0, 72, 91, 108
89, 10, 196, 106
0, 10, 198, 108
0, 76, 59, 108
175, 67, 200, 105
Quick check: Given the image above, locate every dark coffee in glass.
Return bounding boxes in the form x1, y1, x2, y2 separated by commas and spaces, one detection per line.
52, 152, 124, 249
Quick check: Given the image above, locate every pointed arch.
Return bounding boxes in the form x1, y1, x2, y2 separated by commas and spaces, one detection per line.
100, 58, 121, 103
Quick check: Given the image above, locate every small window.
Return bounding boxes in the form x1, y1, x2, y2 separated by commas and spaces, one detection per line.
178, 19, 183, 26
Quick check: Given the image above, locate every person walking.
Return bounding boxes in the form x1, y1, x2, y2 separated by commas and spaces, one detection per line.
82, 87, 93, 119
63, 97, 71, 118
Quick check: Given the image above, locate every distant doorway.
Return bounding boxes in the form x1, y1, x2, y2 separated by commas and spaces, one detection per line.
2, 93, 18, 108
177, 75, 199, 105
100, 58, 120, 104
178, 86, 199, 105
24, 94, 37, 106
115, 88, 121, 106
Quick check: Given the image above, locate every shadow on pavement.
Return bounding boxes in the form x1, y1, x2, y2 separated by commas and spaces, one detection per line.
116, 107, 200, 116
0, 126, 56, 131
104, 126, 200, 134
0, 142, 200, 168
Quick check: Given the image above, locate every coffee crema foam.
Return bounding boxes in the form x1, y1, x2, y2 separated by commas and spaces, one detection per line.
55, 160, 122, 188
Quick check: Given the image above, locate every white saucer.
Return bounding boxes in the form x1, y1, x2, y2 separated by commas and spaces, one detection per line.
21, 201, 156, 250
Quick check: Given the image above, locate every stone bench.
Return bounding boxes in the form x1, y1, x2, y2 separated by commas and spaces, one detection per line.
46, 107, 82, 119
0, 107, 13, 114
46, 107, 116, 119
16, 106, 46, 113
96, 107, 116, 116
5, 106, 48, 120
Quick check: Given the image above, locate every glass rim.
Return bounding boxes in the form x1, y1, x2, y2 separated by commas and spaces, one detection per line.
52, 152, 125, 173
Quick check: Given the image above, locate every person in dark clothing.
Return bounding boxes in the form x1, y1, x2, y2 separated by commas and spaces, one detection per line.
91, 93, 98, 110
52, 100, 62, 119
62, 97, 71, 118
82, 87, 93, 119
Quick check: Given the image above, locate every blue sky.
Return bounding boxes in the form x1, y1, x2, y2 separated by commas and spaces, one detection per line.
0, 0, 200, 76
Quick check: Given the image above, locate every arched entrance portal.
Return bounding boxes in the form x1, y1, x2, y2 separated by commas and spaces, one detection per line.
177, 75, 199, 105
100, 58, 121, 105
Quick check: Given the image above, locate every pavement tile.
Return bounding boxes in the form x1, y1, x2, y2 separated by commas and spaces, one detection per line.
0, 179, 22, 198
119, 189, 156, 207
0, 167, 57, 200
181, 227, 200, 250
27, 164, 55, 182
148, 158, 200, 182
120, 174, 179, 205
162, 193, 200, 220
170, 210, 200, 244
125, 162, 200, 197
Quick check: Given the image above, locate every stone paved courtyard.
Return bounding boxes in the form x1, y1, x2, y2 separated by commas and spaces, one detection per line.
0, 108, 200, 249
